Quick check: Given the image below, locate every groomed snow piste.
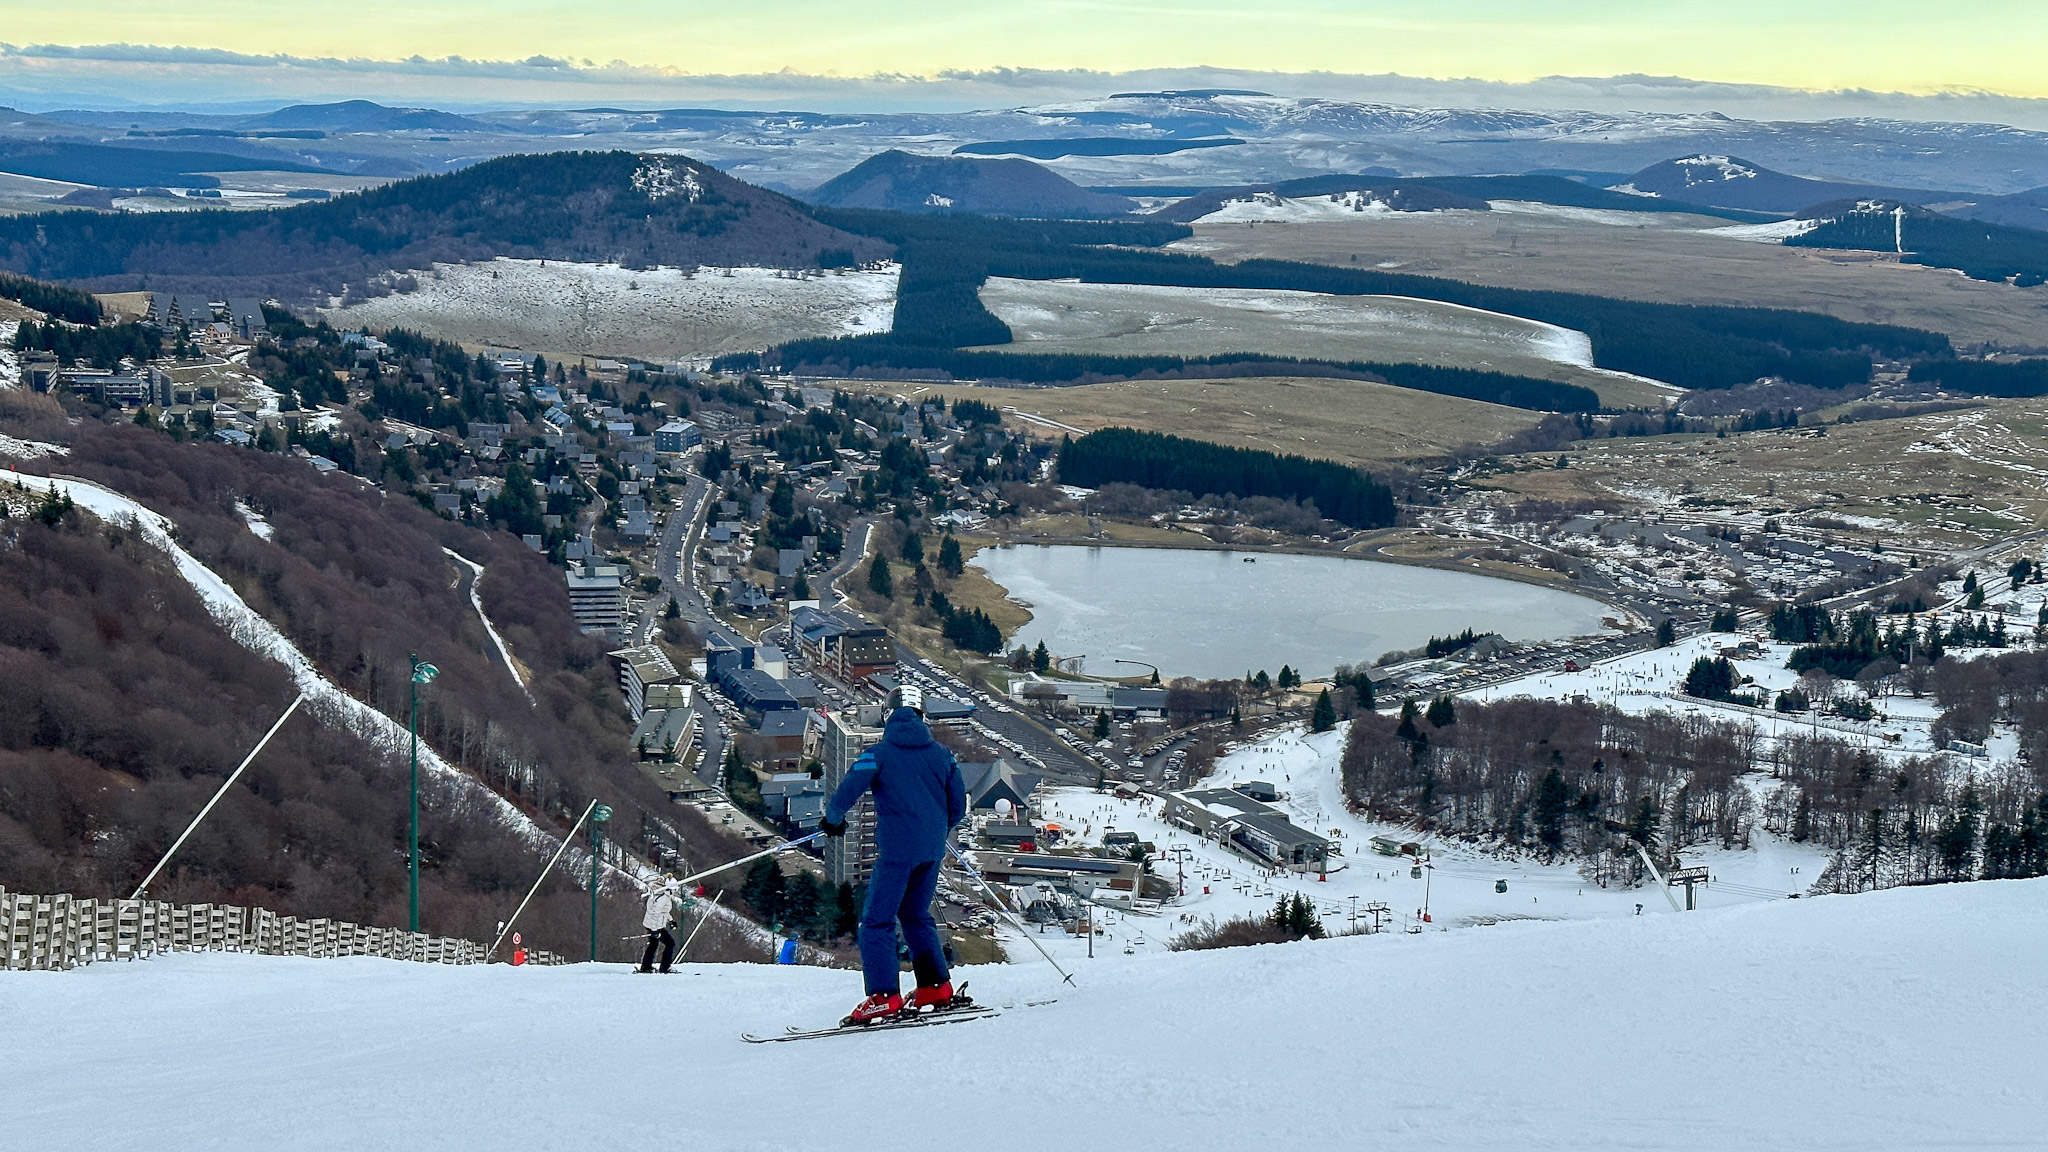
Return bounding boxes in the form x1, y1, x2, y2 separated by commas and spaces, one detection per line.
4, 878, 2040, 1151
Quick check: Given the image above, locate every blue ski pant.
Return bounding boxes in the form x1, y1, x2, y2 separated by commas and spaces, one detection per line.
860, 856, 948, 996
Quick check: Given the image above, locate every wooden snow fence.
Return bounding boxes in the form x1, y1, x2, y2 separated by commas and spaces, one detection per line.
0, 886, 565, 971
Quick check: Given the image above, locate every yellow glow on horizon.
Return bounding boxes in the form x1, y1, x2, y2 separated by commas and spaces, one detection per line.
6, 0, 2045, 101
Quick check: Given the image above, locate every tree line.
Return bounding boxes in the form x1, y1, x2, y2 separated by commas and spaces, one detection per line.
1055, 427, 1397, 529
1791, 207, 2048, 287
0, 271, 101, 324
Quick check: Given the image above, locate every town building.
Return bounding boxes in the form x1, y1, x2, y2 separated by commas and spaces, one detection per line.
654, 420, 702, 454
1161, 784, 1334, 873
609, 644, 681, 720
565, 563, 625, 633
819, 706, 885, 887
967, 850, 1144, 901
959, 758, 1042, 814
752, 708, 811, 774
790, 606, 896, 681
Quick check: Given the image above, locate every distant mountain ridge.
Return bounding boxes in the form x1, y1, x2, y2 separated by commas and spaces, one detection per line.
805, 150, 1135, 219
0, 150, 888, 298
242, 100, 491, 134
1151, 171, 1771, 224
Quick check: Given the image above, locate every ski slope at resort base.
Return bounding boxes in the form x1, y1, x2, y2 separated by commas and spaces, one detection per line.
4, 878, 2041, 1151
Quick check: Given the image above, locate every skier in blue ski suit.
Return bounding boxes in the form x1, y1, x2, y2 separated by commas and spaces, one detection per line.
820, 686, 967, 1021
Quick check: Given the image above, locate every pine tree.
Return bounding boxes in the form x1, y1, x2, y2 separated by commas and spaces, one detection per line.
1425, 695, 1457, 728
1533, 768, 1570, 852
742, 858, 785, 926
900, 533, 924, 564
1655, 618, 1677, 647
782, 872, 821, 939
1310, 689, 1336, 733
831, 882, 862, 938
937, 534, 965, 577
1093, 711, 1111, 740
867, 555, 893, 599
1032, 641, 1050, 673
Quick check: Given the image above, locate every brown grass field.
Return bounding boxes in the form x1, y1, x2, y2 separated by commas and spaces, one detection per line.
1173, 206, 2048, 351
844, 375, 1541, 472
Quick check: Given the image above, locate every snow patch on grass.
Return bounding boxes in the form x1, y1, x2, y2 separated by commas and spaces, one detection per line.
978, 277, 1599, 377
1701, 218, 1822, 243
234, 500, 274, 540
0, 434, 69, 459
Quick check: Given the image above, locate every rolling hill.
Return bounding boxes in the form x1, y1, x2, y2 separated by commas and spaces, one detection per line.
0, 150, 890, 298
805, 150, 1136, 219
1621, 154, 1959, 215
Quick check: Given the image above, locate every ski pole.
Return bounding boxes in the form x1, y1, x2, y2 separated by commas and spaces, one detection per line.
673, 832, 822, 889
946, 842, 1076, 987
676, 890, 726, 963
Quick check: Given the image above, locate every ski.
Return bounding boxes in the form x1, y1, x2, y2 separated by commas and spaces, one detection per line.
741, 994, 1057, 1043
742, 1004, 998, 1043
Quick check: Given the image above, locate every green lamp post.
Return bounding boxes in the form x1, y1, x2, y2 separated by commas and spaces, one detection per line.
408, 654, 439, 934
589, 803, 613, 962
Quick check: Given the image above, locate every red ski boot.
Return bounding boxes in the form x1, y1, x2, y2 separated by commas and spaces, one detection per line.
842, 991, 903, 1026
911, 981, 969, 1013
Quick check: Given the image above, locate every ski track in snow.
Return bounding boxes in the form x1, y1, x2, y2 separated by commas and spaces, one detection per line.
442, 547, 534, 705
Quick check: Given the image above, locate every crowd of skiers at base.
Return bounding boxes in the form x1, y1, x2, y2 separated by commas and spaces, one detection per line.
635, 685, 971, 1025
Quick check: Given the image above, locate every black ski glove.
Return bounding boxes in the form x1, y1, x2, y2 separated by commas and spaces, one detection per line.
820, 818, 847, 838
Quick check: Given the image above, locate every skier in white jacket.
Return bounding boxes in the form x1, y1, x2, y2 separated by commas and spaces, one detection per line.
638, 878, 682, 974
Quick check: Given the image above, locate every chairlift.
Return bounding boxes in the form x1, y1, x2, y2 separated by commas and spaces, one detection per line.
1410, 865, 1423, 879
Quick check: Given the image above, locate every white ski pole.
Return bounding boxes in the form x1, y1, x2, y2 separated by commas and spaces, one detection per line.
947, 843, 1076, 986
673, 832, 822, 889
676, 890, 726, 963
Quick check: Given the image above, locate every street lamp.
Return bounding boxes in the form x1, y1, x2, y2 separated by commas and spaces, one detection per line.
1112, 658, 1160, 684
408, 654, 439, 934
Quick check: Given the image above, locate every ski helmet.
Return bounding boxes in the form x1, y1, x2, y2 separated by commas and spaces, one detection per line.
887, 683, 925, 715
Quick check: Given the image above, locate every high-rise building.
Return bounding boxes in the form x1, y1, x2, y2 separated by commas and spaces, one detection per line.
819, 706, 885, 888
566, 562, 624, 633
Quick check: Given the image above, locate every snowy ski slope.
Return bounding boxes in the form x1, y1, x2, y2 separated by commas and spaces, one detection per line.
4, 878, 2041, 1150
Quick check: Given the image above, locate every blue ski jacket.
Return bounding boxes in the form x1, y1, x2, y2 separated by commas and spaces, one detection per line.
825, 707, 966, 863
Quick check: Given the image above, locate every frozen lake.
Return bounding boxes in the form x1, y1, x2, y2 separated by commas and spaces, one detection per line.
974, 544, 1619, 680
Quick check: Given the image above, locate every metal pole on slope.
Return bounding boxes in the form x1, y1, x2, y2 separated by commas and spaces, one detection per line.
488, 798, 599, 961
408, 654, 439, 933
589, 802, 612, 963
1633, 843, 1684, 913
132, 694, 305, 899
946, 842, 1075, 986
676, 890, 726, 964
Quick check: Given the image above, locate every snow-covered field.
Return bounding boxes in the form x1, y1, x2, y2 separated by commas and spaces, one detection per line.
7, 878, 2042, 1150
1024, 722, 1826, 965
1189, 195, 1726, 231
977, 276, 1597, 378
322, 259, 899, 362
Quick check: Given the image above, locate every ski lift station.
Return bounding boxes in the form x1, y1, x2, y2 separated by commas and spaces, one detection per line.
1161, 785, 1334, 873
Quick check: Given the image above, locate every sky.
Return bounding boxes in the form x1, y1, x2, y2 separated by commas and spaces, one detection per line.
2, 0, 2044, 115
